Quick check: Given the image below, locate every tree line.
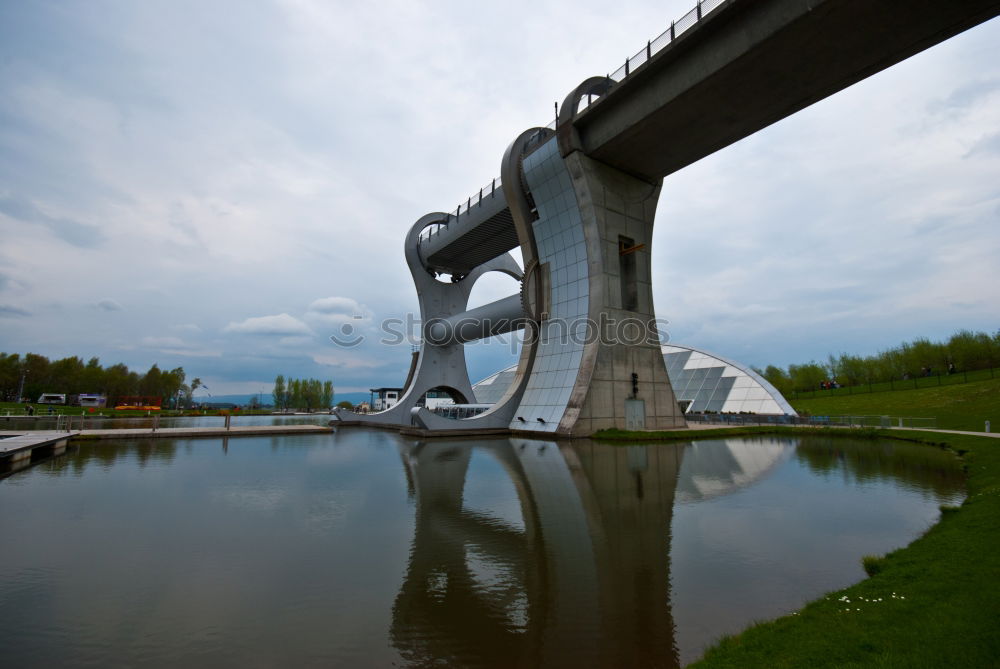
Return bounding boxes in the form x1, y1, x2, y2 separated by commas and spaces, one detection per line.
272, 375, 334, 412
758, 329, 1000, 395
0, 352, 197, 405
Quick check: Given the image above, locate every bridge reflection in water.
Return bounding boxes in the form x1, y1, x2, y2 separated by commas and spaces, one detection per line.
390, 437, 789, 668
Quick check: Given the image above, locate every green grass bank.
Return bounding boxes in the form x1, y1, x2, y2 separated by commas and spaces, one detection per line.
791, 376, 1000, 432
601, 426, 999, 668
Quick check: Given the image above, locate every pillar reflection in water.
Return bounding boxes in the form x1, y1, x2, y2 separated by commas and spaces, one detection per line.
391, 437, 682, 668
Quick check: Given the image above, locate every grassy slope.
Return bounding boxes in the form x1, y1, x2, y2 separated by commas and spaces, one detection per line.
790, 377, 1000, 432
687, 430, 1000, 668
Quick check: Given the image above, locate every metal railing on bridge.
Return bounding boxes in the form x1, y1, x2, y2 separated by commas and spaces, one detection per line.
606, 0, 727, 85
422, 0, 728, 247
417, 177, 504, 243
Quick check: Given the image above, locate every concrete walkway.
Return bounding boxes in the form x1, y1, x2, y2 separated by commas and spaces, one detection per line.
0, 432, 78, 456
886, 427, 999, 439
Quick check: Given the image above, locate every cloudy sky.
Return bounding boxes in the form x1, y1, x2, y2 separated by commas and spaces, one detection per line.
1, 0, 998, 397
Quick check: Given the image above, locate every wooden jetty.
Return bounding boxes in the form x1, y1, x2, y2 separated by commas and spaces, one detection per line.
1, 424, 334, 475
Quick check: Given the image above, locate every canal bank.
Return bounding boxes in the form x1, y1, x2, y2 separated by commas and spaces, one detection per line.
678, 428, 999, 669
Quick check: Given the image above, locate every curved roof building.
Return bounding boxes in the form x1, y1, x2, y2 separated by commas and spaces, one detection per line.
472, 344, 795, 416
662, 344, 796, 415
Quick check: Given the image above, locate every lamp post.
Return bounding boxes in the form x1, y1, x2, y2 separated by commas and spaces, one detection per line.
16, 369, 28, 403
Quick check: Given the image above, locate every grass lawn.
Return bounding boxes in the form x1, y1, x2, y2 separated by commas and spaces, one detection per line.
599, 426, 1000, 668
790, 377, 1000, 432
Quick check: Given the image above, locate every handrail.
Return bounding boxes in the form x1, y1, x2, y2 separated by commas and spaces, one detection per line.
419, 0, 726, 246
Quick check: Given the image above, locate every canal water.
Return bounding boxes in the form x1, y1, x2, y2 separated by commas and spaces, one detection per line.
0, 431, 964, 668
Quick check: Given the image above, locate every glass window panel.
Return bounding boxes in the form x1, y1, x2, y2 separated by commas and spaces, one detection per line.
709, 377, 736, 403
695, 387, 715, 404
705, 366, 724, 380
706, 398, 726, 412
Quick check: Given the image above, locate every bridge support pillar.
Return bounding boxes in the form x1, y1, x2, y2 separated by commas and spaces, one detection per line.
508, 135, 685, 435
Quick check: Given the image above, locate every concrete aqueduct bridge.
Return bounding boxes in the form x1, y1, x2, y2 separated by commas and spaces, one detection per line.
333, 0, 1000, 437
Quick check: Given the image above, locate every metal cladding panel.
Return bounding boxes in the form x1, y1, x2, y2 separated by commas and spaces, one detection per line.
509, 140, 590, 432
473, 369, 517, 404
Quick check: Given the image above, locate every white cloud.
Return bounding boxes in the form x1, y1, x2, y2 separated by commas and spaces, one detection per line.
306, 296, 373, 324
223, 313, 314, 336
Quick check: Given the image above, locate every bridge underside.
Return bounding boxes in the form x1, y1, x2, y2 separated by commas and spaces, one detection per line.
578, 0, 1000, 180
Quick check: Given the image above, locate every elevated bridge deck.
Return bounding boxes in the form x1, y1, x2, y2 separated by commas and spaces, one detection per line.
415, 0, 999, 278
419, 186, 518, 276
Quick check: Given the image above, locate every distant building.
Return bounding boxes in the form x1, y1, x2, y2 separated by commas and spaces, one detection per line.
37, 393, 66, 405
77, 394, 107, 408
662, 344, 796, 415
370, 388, 402, 412
422, 388, 456, 411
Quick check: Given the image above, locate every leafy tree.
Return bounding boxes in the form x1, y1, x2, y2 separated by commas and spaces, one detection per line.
273, 375, 286, 411
322, 381, 334, 409
272, 375, 335, 411
0, 351, 194, 406
788, 361, 829, 392
760, 365, 791, 395
185, 377, 203, 408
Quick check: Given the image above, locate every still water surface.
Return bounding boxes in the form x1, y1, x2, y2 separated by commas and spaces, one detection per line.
0, 431, 964, 667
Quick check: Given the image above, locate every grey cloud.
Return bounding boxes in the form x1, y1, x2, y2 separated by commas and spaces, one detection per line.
930, 78, 1000, 112
0, 193, 105, 248
966, 132, 1000, 158
0, 272, 23, 292
95, 299, 124, 312
0, 304, 30, 317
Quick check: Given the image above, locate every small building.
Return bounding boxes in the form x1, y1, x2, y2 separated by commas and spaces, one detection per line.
37, 393, 67, 405
77, 394, 107, 408
662, 344, 796, 415
370, 388, 402, 412
422, 388, 456, 411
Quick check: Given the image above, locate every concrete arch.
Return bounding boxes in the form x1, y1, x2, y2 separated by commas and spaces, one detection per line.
557, 76, 613, 157
407, 128, 555, 432
334, 212, 523, 429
